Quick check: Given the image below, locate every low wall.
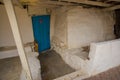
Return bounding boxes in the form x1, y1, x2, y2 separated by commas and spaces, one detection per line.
88, 39, 120, 75
0, 46, 32, 59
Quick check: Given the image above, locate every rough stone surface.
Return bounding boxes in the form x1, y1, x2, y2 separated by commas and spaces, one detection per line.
52, 36, 67, 54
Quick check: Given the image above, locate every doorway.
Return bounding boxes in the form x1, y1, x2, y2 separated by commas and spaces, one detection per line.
32, 15, 50, 52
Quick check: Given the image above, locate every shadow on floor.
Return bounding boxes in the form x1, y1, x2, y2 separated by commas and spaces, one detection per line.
38, 50, 75, 80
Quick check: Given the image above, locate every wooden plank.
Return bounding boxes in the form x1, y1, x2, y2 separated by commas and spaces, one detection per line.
106, 0, 120, 2
20, 0, 38, 3
30, 1, 77, 6
41, 1, 77, 6
60, 0, 111, 7
104, 5, 120, 10
28, 4, 59, 8
3, 0, 33, 80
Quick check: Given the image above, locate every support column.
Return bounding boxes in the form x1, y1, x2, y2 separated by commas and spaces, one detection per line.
3, 0, 32, 80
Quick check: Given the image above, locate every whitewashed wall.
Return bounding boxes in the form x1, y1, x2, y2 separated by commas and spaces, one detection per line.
28, 6, 48, 16
54, 7, 67, 45
0, 5, 15, 47
87, 39, 120, 75
0, 5, 34, 59
52, 7, 68, 53
0, 5, 55, 58
0, 5, 34, 47
50, 10, 55, 41
67, 7, 115, 49
15, 7, 34, 44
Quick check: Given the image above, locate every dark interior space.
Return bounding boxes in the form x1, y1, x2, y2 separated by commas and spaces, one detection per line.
114, 9, 120, 38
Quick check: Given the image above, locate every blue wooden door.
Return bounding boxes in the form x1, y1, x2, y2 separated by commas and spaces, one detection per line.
32, 15, 50, 52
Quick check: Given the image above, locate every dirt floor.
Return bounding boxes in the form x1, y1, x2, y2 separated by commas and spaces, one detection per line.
0, 57, 21, 80
1, 50, 120, 80
0, 50, 75, 80
38, 50, 75, 80
84, 65, 120, 80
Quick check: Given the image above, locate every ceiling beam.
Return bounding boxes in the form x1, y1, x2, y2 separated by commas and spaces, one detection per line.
106, 0, 120, 2
38, 1, 78, 6
19, 0, 77, 6
104, 5, 120, 10
60, 0, 111, 7
29, 4, 59, 8
19, 0, 38, 3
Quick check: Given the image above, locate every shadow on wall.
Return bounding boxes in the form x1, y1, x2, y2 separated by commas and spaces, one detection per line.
114, 9, 120, 39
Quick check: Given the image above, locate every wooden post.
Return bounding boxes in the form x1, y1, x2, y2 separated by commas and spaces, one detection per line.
3, 0, 32, 80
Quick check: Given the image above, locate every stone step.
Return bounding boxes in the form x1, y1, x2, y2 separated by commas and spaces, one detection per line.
54, 70, 88, 80
61, 48, 89, 70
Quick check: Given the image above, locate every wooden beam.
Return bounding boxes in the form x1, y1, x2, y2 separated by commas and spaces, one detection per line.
26, 2, 60, 8
106, 0, 120, 2
29, 4, 59, 8
104, 5, 120, 10
29, 1, 77, 6
20, 0, 39, 3
3, 0, 33, 80
40, 1, 77, 6
60, 0, 111, 7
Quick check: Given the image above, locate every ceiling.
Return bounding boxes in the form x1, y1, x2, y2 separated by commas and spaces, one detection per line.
0, 0, 120, 10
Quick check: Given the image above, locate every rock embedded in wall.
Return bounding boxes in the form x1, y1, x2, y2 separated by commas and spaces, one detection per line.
52, 36, 67, 54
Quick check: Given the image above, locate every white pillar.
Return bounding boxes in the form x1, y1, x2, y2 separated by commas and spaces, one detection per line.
3, 0, 32, 80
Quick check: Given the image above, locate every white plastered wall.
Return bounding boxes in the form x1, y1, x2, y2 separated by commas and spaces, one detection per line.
0, 5, 34, 58
50, 9, 55, 41
52, 7, 115, 53
52, 7, 68, 53
51, 7, 117, 78
0, 5, 15, 47
54, 7, 67, 45
87, 39, 120, 75
67, 7, 115, 49
0, 5, 34, 47
0, 5, 51, 46
15, 7, 34, 44
28, 6, 48, 16
0, 5, 55, 58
